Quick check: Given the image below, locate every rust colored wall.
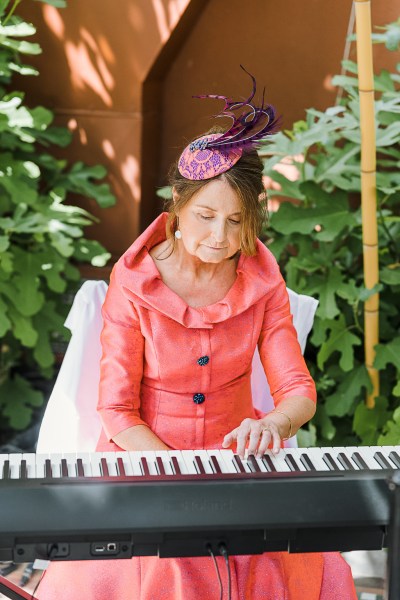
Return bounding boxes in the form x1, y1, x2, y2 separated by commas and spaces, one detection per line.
159, 0, 400, 183
17, 0, 194, 260
16, 0, 400, 261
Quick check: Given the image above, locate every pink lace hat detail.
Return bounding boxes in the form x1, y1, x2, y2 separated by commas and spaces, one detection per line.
178, 133, 243, 180
177, 66, 281, 181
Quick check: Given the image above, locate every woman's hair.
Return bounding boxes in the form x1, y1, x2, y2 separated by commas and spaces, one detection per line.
164, 127, 267, 256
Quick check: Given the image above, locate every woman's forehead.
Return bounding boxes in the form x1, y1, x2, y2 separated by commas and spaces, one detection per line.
190, 180, 241, 212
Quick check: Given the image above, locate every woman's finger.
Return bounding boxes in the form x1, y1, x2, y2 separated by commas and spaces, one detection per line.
247, 426, 264, 456
257, 427, 273, 457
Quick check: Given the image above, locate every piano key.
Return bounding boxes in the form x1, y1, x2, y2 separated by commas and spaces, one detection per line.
61, 458, 69, 477
9, 454, 23, 479
116, 452, 134, 476
156, 456, 166, 475
140, 457, 150, 476
260, 454, 276, 472
100, 457, 109, 477
323, 453, 341, 471
2, 460, 10, 479
167, 450, 188, 475
181, 450, 212, 475
194, 455, 206, 474
154, 451, 174, 475
337, 452, 355, 471
75, 453, 92, 477
389, 451, 400, 469
300, 454, 316, 471
128, 451, 145, 476
284, 453, 301, 472
247, 454, 262, 472
354, 447, 386, 470
218, 449, 248, 474
45, 459, 53, 478
209, 455, 222, 474
89, 452, 103, 477
102, 452, 119, 476
62, 453, 78, 477
300, 448, 330, 471
35, 454, 47, 478
49, 453, 63, 478
265, 449, 291, 472
373, 451, 392, 469
284, 449, 309, 472
207, 450, 230, 474
351, 452, 369, 470
141, 451, 160, 476
22, 453, 36, 478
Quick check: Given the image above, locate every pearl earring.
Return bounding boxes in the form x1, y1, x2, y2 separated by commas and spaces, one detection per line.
175, 229, 182, 240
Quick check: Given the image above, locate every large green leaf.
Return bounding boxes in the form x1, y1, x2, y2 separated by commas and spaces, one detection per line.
325, 365, 372, 417
0, 374, 43, 430
316, 315, 362, 371
353, 396, 390, 444
374, 337, 400, 371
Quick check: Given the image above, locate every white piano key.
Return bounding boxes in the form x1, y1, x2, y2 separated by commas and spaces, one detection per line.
166, 450, 189, 474
22, 453, 36, 478
101, 452, 119, 476
264, 449, 291, 472
297, 448, 330, 471
75, 452, 92, 476
206, 450, 230, 473
154, 451, 174, 475
283, 449, 308, 472
128, 451, 145, 476
115, 451, 134, 476
321, 448, 346, 471
35, 454, 48, 478
89, 452, 102, 477
62, 453, 78, 477
141, 451, 160, 476
48, 453, 63, 478
8, 454, 23, 479
369, 446, 398, 469
219, 449, 251, 473
181, 450, 212, 474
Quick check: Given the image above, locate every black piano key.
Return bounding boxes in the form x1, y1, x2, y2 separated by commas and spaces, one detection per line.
337, 453, 354, 471
76, 458, 85, 477
261, 454, 276, 472
233, 455, 246, 473
100, 457, 110, 477
352, 452, 369, 470
323, 453, 340, 471
140, 457, 150, 476
194, 455, 206, 475
300, 454, 316, 471
170, 456, 181, 475
209, 455, 222, 474
285, 454, 301, 472
247, 454, 261, 472
45, 459, 52, 478
156, 456, 166, 476
2, 460, 10, 479
389, 451, 400, 469
20, 459, 27, 479
61, 459, 69, 478
374, 451, 392, 469
117, 457, 126, 477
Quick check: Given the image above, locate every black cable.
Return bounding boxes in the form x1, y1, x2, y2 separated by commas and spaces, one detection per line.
219, 543, 232, 600
206, 544, 223, 600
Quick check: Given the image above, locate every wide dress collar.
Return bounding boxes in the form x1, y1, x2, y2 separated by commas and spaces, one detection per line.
116, 213, 276, 329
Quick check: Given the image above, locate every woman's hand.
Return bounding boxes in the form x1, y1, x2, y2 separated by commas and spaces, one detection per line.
222, 416, 283, 459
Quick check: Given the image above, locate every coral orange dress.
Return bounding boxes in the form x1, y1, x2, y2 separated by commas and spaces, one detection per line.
38, 213, 356, 600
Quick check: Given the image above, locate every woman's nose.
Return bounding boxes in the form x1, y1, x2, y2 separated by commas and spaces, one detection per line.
212, 219, 227, 242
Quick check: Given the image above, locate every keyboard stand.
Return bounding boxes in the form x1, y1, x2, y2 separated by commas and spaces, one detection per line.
0, 575, 38, 600
387, 471, 400, 600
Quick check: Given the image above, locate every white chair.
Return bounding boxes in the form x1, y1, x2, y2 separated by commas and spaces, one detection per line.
36, 282, 318, 453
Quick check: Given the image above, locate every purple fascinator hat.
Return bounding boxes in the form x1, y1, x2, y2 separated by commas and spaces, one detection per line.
178, 65, 281, 181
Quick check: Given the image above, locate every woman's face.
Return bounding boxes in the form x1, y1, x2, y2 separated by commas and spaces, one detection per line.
175, 179, 242, 264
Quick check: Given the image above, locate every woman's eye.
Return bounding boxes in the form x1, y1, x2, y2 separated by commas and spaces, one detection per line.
229, 219, 241, 225
200, 215, 213, 220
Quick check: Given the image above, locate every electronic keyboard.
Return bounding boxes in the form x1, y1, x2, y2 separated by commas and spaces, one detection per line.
0, 446, 398, 562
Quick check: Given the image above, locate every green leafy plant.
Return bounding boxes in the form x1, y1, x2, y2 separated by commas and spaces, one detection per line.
0, 0, 116, 437
260, 19, 400, 446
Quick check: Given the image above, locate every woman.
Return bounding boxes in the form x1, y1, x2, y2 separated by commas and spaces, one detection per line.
38, 77, 357, 599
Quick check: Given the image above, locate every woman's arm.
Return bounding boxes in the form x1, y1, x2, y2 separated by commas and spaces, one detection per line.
112, 425, 171, 451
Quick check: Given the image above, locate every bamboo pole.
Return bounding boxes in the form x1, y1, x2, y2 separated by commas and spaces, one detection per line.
354, 0, 379, 407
